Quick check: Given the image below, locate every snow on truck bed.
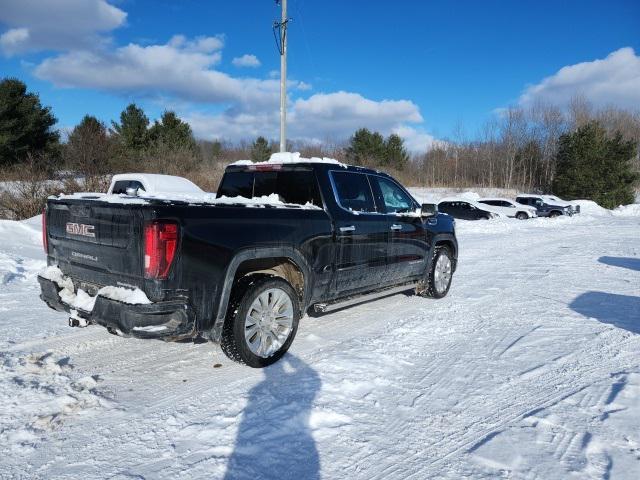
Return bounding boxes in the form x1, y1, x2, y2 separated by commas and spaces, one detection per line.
1, 202, 639, 479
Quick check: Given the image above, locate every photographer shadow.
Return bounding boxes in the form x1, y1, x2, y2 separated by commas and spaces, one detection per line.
224, 354, 321, 480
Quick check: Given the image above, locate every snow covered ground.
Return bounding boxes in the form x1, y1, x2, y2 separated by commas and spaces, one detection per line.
1, 207, 639, 479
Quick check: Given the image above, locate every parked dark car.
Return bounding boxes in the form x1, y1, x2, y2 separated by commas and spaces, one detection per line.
515, 195, 574, 217
437, 199, 498, 220
38, 160, 458, 367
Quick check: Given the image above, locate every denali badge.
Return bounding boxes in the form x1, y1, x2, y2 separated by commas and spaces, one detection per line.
66, 222, 96, 238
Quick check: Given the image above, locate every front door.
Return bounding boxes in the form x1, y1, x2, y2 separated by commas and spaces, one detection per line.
330, 171, 390, 295
368, 175, 429, 281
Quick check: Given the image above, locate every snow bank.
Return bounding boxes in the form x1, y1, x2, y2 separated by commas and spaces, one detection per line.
0, 352, 109, 452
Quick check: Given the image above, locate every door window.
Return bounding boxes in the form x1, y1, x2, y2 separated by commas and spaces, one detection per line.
370, 176, 415, 214
111, 180, 145, 194
331, 171, 376, 213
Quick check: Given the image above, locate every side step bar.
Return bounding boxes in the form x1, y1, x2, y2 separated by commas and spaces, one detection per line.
313, 283, 418, 313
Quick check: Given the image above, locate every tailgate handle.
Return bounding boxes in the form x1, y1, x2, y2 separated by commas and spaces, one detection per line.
390, 224, 402, 231
339, 225, 356, 233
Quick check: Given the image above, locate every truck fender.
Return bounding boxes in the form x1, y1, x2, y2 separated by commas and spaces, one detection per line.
210, 247, 313, 341
427, 233, 458, 274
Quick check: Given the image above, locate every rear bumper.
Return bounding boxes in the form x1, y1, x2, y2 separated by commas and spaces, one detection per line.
38, 276, 196, 340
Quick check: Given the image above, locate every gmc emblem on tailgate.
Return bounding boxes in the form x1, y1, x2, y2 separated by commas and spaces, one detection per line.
66, 222, 96, 238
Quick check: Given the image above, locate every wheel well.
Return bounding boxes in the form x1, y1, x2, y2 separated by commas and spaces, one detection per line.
233, 257, 304, 300
435, 240, 456, 259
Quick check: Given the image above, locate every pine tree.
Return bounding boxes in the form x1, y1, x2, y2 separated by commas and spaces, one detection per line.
552, 121, 638, 209
64, 115, 112, 176
385, 134, 409, 170
0, 78, 59, 166
346, 128, 386, 165
149, 111, 196, 151
111, 103, 150, 153
251, 136, 272, 161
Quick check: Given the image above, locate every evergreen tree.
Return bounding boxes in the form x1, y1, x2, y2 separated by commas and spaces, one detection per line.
64, 115, 112, 176
346, 128, 386, 165
149, 111, 196, 151
251, 136, 272, 161
0, 78, 59, 166
552, 121, 638, 209
385, 133, 409, 170
111, 103, 150, 153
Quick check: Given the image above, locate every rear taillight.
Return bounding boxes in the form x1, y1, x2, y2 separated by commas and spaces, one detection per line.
42, 208, 48, 253
144, 221, 179, 279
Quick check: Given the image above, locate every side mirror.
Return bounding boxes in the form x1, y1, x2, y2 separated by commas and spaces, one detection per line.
420, 203, 438, 218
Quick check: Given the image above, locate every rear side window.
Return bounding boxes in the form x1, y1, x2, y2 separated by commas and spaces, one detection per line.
217, 170, 322, 207
112, 180, 145, 194
331, 171, 376, 213
253, 171, 322, 206
218, 171, 253, 198
516, 197, 528, 205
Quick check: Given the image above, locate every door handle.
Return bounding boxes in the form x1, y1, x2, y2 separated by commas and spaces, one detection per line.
390, 224, 402, 231
339, 225, 356, 233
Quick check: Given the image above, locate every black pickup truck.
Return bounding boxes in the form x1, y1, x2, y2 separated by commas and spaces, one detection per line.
38, 160, 458, 367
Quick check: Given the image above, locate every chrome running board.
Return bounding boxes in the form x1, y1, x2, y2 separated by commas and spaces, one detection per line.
313, 283, 418, 313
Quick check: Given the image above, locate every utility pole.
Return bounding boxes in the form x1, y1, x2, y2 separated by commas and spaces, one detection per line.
274, 0, 289, 152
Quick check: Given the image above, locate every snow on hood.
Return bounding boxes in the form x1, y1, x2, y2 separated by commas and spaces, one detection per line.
231, 151, 346, 167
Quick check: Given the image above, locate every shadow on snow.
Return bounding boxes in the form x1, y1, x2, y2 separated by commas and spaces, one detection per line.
598, 256, 640, 272
570, 291, 640, 334
224, 354, 321, 480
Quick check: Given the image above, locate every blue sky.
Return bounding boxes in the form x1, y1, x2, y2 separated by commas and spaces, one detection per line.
1, 0, 639, 150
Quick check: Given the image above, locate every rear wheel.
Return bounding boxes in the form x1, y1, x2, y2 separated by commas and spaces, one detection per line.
221, 277, 300, 367
516, 212, 528, 220
420, 245, 453, 298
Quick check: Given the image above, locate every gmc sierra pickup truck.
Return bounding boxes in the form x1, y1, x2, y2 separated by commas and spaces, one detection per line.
38, 154, 458, 367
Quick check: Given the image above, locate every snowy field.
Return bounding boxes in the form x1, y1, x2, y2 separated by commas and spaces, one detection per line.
1, 205, 639, 479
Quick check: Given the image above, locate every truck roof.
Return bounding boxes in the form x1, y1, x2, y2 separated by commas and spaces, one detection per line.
226, 151, 387, 177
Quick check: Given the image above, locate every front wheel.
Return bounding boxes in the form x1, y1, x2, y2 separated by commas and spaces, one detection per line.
221, 277, 300, 367
420, 246, 453, 298
516, 212, 528, 220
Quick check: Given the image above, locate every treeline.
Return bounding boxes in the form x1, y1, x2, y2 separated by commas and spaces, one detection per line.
0, 77, 639, 218
414, 98, 640, 193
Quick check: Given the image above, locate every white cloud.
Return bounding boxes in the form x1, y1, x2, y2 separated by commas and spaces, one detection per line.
232, 54, 261, 68
0, 0, 126, 55
6, 1, 436, 152
34, 37, 285, 108
519, 47, 640, 110
392, 126, 437, 152
184, 91, 430, 152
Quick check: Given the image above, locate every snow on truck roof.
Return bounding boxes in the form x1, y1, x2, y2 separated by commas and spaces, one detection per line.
231, 151, 346, 167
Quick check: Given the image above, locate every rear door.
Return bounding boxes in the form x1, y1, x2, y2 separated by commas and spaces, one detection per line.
47, 200, 146, 291
329, 171, 389, 295
368, 175, 428, 281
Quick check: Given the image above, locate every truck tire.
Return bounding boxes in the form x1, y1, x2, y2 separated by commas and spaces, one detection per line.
549, 210, 561, 218
421, 245, 453, 299
221, 277, 300, 367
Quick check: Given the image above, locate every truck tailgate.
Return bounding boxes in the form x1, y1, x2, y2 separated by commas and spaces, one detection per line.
47, 200, 146, 291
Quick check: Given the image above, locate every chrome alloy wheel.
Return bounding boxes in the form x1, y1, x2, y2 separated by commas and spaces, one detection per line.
434, 254, 452, 294
244, 288, 294, 358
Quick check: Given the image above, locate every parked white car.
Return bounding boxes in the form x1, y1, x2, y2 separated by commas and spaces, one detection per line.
107, 173, 203, 196
477, 198, 538, 220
